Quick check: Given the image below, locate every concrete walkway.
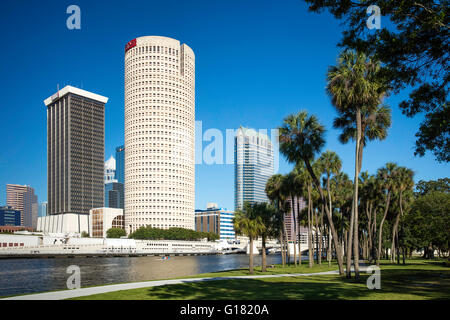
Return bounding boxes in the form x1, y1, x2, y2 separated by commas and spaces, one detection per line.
2, 263, 370, 300
2, 270, 341, 300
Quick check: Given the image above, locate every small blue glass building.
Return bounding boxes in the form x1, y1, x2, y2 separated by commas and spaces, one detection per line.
0, 206, 21, 226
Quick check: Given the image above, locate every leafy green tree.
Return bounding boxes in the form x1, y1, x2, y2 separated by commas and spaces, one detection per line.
81, 231, 89, 238
128, 227, 217, 241
404, 191, 450, 259
304, 0, 449, 162
415, 178, 450, 196
106, 228, 126, 239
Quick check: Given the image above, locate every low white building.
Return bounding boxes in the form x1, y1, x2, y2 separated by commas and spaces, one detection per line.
89, 208, 124, 238
37, 213, 89, 235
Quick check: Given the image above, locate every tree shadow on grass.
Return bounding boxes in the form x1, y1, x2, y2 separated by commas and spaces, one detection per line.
140, 270, 450, 300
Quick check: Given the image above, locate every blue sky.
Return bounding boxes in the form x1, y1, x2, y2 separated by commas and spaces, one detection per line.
0, 0, 448, 210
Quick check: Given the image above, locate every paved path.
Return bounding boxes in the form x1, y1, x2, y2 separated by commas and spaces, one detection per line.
3, 264, 370, 300
2, 271, 340, 300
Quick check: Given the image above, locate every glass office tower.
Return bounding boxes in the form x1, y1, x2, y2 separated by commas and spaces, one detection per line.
234, 127, 274, 211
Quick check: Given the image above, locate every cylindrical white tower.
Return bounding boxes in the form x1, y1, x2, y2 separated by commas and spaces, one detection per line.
124, 36, 195, 233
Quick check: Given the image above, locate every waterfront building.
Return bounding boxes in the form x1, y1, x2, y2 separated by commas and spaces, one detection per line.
115, 145, 125, 184
104, 155, 117, 184
37, 213, 89, 234
284, 196, 308, 243
195, 203, 235, 240
124, 36, 195, 233
89, 207, 124, 238
38, 202, 47, 218
0, 206, 21, 227
6, 184, 38, 227
44, 86, 108, 218
104, 182, 124, 209
234, 127, 274, 210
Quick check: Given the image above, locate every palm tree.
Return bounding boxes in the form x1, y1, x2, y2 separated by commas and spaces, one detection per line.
265, 174, 287, 267
317, 151, 342, 265
233, 202, 266, 274
294, 163, 315, 267
252, 202, 278, 272
279, 111, 345, 275
330, 172, 353, 263
327, 50, 390, 278
282, 172, 300, 266
376, 162, 398, 265
390, 167, 414, 263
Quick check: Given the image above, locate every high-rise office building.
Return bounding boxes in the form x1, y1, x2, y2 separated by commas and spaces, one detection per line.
115, 145, 125, 184
44, 85, 108, 217
124, 36, 195, 233
6, 184, 38, 227
234, 127, 274, 210
104, 182, 124, 209
104, 155, 117, 184
284, 196, 308, 243
38, 202, 47, 218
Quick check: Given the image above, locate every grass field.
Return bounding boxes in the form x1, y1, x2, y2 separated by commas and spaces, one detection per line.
71, 258, 450, 300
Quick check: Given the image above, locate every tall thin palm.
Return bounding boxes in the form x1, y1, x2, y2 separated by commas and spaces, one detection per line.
279, 111, 345, 275
376, 162, 398, 265
390, 167, 414, 263
317, 151, 342, 265
327, 50, 390, 278
265, 174, 287, 267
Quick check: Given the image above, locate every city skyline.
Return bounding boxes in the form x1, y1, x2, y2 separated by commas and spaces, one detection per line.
0, 0, 448, 212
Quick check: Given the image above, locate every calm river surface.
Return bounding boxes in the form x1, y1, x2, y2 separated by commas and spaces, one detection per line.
0, 254, 284, 297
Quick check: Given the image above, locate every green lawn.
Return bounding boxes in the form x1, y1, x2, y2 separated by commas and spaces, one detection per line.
72, 258, 450, 300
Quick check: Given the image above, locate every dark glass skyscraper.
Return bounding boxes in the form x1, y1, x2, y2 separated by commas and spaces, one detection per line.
115, 145, 125, 183
105, 182, 124, 209
44, 86, 108, 216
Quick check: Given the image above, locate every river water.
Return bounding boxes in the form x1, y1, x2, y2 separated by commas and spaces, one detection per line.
0, 254, 284, 297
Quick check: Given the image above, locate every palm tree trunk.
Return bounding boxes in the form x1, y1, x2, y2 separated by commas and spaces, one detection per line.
285, 221, 291, 266
391, 213, 400, 263
249, 236, 254, 274
303, 159, 345, 275
297, 199, 302, 265
308, 185, 313, 268
315, 209, 320, 264
291, 195, 297, 267
328, 226, 332, 266
319, 207, 324, 264
352, 108, 362, 278
280, 233, 285, 267
346, 203, 355, 278
262, 235, 267, 272
377, 191, 391, 265
372, 205, 377, 264
366, 201, 373, 262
